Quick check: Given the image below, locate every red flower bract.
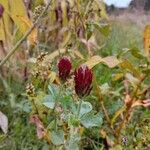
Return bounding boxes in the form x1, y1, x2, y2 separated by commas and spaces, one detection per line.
74, 64, 93, 97
0, 4, 4, 18
58, 57, 72, 81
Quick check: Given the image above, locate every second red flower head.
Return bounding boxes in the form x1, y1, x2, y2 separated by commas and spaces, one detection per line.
58, 57, 93, 97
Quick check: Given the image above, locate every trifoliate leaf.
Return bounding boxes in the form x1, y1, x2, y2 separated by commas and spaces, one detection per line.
43, 95, 55, 109
79, 101, 92, 118
51, 130, 64, 145
81, 112, 103, 128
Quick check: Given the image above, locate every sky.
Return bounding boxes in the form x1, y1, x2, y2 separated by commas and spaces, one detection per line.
104, 0, 132, 8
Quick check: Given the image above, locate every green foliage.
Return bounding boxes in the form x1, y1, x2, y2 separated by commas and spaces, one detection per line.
0, 0, 150, 149
51, 130, 64, 145
81, 112, 103, 128
43, 95, 55, 109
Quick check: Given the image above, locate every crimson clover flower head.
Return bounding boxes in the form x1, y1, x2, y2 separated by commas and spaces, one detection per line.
0, 4, 4, 18
74, 64, 93, 97
58, 56, 72, 81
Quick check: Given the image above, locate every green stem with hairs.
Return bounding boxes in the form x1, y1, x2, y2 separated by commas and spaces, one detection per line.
77, 99, 82, 117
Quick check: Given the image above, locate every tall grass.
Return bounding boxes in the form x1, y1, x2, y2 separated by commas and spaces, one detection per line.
100, 11, 149, 56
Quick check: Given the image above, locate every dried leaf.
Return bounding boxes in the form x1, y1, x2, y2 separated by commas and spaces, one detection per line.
132, 99, 150, 108
48, 71, 56, 83
124, 94, 132, 105
59, 28, 71, 48
119, 60, 141, 78
85, 55, 120, 69
144, 25, 150, 56
14, 16, 37, 44
46, 49, 67, 60
0, 0, 12, 41
125, 73, 139, 87
74, 50, 84, 59
85, 55, 102, 69
100, 129, 107, 138
112, 73, 124, 81
91, 0, 108, 20
102, 56, 120, 68
81, 36, 98, 50
8, 0, 37, 44
0, 111, 8, 134
54, 76, 61, 85
30, 115, 45, 139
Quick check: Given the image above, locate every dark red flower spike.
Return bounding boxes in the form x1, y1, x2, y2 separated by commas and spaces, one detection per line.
74, 64, 93, 97
58, 57, 72, 81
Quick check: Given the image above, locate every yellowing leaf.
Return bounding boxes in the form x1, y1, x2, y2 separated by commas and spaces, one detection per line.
92, 0, 108, 20
59, 29, 71, 48
47, 49, 67, 60
125, 73, 139, 87
144, 25, 150, 56
85, 55, 120, 69
15, 16, 37, 44
9, 0, 37, 44
48, 71, 56, 83
74, 50, 84, 59
132, 99, 150, 108
30, 115, 45, 139
119, 60, 141, 78
98, 0, 108, 18
31, 0, 44, 10
85, 55, 102, 69
112, 73, 124, 81
61, 0, 69, 27
102, 56, 120, 68
0, 0, 12, 43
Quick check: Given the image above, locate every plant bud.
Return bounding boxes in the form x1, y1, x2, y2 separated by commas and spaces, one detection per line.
74, 64, 93, 97
0, 4, 4, 18
58, 57, 72, 81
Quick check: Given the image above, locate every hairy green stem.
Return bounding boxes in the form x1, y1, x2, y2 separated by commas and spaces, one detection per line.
78, 99, 82, 117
